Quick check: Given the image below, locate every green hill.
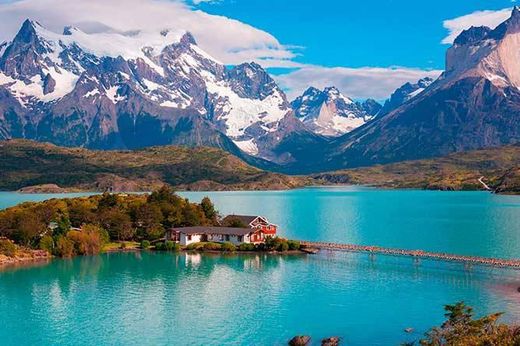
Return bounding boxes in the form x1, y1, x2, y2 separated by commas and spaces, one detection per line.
314, 145, 520, 193
3, 139, 520, 194
0, 140, 311, 192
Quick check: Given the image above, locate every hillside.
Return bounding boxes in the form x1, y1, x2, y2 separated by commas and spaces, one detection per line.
314, 145, 520, 193
0, 140, 311, 191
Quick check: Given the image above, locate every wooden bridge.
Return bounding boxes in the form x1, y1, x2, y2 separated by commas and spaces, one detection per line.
299, 241, 520, 269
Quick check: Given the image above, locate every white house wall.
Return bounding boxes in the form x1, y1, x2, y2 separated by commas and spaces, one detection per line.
180, 233, 202, 246
179, 233, 251, 246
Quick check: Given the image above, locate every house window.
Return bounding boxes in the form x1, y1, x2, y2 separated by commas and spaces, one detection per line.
187, 235, 192, 241
225, 235, 230, 241
238, 236, 243, 242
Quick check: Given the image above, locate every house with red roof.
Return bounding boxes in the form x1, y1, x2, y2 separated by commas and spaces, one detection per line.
166, 215, 278, 246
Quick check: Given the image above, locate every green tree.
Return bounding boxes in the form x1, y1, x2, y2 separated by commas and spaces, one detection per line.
39, 235, 54, 253
181, 202, 204, 226
223, 217, 247, 228
100, 208, 134, 241
68, 201, 97, 227
14, 215, 46, 246
66, 224, 106, 255
52, 215, 71, 238
419, 302, 520, 346
135, 203, 164, 240
98, 193, 118, 210
147, 186, 184, 228
201, 197, 218, 224
0, 208, 19, 239
148, 186, 180, 205
55, 236, 75, 257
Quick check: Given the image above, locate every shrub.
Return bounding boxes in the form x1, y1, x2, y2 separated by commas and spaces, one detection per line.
119, 242, 127, 250
238, 243, 256, 251
186, 242, 206, 251
0, 239, 17, 257
39, 235, 54, 253
203, 242, 222, 251
263, 236, 277, 251
155, 242, 165, 251
287, 240, 301, 251
264, 236, 290, 251
165, 241, 179, 252
55, 236, 74, 257
141, 240, 151, 249
66, 224, 105, 255
221, 242, 236, 252
186, 243, 197, 251
277, 241, 289, 252
98, 228, 110, 245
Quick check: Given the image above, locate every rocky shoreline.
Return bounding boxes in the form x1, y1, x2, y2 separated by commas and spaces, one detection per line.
0, 249, 51, 267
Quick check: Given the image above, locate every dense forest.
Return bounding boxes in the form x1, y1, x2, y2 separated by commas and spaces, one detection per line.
0, 186, 218, 257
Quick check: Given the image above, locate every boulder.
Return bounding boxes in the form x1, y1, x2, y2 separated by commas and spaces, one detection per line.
322, 336, 340, 346
289, 335, 311, 346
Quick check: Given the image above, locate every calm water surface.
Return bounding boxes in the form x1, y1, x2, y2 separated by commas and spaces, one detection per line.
1, 187, 519, 345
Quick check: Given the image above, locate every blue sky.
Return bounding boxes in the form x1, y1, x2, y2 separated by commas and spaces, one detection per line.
194, 0, 514, 70
0, 0, 516, 100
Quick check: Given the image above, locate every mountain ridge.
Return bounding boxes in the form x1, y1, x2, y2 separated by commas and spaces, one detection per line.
2, 10, 520, 174
0, 19, 327, 165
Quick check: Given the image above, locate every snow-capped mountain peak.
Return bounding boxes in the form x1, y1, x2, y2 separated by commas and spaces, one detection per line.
323, 86, 353, 104
0, 18, 299, 161
291, 86, 379, 137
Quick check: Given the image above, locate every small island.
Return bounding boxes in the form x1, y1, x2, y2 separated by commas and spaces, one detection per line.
0, 186, 303, 266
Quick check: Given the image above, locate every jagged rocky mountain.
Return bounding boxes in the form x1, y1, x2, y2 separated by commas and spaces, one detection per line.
378, 77, 433, 116
291, 7, 520, 172
290, 86, 380, 136
4, 8, 520, 175
357, 98, 383, 117
0, 19, 326, 164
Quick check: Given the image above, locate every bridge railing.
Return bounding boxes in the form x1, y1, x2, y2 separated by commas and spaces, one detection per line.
299, 241, 520, 269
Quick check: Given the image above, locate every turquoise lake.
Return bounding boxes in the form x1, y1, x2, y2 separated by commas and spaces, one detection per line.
1, 187, 520, 345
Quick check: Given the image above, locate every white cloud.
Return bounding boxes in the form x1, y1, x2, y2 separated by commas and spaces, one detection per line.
442, 8, 512, 44
0, 0, 444, 100
191, 0, 220, 4
0, 0, 296, 67
274, 66, 443, 101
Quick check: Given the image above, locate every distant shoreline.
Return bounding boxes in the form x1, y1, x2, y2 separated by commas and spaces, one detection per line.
6, 184, 508, 195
